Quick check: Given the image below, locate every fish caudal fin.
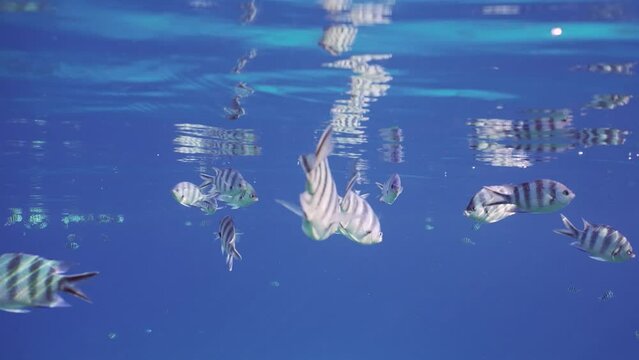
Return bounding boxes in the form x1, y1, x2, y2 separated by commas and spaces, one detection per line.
553, 214, 579, 238
275, 199, 304, 218
199, 173, 215, 189
60, 271, 99, 303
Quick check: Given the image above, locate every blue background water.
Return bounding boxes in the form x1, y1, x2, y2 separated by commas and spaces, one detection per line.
1, 0, 639, 359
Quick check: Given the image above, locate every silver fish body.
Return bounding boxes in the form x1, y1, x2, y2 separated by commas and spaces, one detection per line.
217, 216, 242, 271
0, 253, 97, 313
200, 168, 256, 201
464, 186, 517, 224
376, 173, 402, 205
554, 214, 635, 263
599, 290, 614, 302
482, 179, 575, 214
172, 181, 218, 213
339, 173, 383, 245
298, 126, 343, 240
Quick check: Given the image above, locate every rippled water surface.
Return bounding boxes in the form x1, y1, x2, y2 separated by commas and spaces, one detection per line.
1, 1, 639, 359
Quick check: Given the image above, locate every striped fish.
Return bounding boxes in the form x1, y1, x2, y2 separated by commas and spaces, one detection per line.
276, 126, 343, 241
319, 24, 357, 56
217, 216, 242, 271
572, 128, 629, 147
339, 172, 383, 245
482, 179, 575, 214
376, 173, 403, 205
172, 181, 218, 214
0, 253, 98, 313
598, 290, 614, 302
554, 214, 635, 263
199, 168, 257, 206
464, 186, 517, 224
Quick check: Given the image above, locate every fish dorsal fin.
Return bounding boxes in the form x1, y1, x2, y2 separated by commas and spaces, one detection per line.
344, 171, 359, 195
481, 185, 512, 206
582, 218, 592, 229
315, 125, 334, 161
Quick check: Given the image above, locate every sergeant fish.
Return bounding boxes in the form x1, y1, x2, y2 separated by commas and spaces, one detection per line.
217, 216, 242, 271
482, 179, 575, 214
554, 214, 635, 262
0, 253, 98, 313
376, 173, 403, 205
339, 172, 383, 245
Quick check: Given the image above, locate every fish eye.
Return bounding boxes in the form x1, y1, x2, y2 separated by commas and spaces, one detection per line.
562, 190, 570, 196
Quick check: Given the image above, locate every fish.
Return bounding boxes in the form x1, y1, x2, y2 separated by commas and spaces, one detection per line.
217, 216, 242, 271
598, 290, 614, 302
376, 173, 403, 205
464, 186, 517, 224
199, 168, 257, 207
232, 49, 257, 74
571, 62, 636, 75
567, 285, 581, 294
585, 94, 632, 110
0, 253, 98, 313
221, 187, 259, 209
481, 179, 575, 214
339, 172, 383, 245
468, 117, 574, 141
554, 214, 635, 262
571, 128, 629, 147
234, 82, 254, 98
319, 24, 358, 56
276, 125, 343, 241
171, 181, 218, 214
240, 0, 257, 24
224, 96, 246, 120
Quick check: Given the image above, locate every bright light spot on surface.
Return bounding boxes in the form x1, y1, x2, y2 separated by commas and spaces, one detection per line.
551, 27, 563, 37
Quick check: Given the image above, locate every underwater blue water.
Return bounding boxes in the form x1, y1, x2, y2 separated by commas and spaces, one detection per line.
1, 0, 639, 359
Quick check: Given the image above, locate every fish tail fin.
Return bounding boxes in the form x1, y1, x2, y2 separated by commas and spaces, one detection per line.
553, 214, 579, 238
232, 247, 242, 260
60, 272, 99, 303
199, 173, 216, 189
275, 199, 304, 218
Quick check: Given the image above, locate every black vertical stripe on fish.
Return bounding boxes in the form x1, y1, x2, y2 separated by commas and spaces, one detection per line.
535, 179, 544, 209
549, 181, 557, 206
28, 259, 43, 302
513, 186, 521, 208
589, 229, 599, 251
522, 182, 531, 210
45, 267, 55, 303
601, 231, 615, 255
6, 254, 22, 300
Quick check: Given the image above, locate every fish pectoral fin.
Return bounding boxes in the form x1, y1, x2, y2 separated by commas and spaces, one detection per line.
275, 199, 304, 218
589, 256, 607, 262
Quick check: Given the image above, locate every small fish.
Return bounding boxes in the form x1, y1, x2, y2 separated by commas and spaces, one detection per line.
234, 82, 254, 98
319, 24, 358, 56
461, 237, 476, 246
586, 94, 632, 110
171, 181, 218, 214
199, 168, 256, 205
554, 214, 635, 263
482, 179, 575, 214
376, 173, 403, 205
598, 290, 614, 302
5, 213, 22, 226
217, 216, 242, 271
339, 172, 383, 245
231, 49, 257, 73
567, 285, 581, 294
571, 62, 636, 75
276, 125, 343, 241
464, 186, 517, 224
571, 128, 629, 147
0, 253, 98, 313
224, 96, 246, 120
240, 0, 257, 24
